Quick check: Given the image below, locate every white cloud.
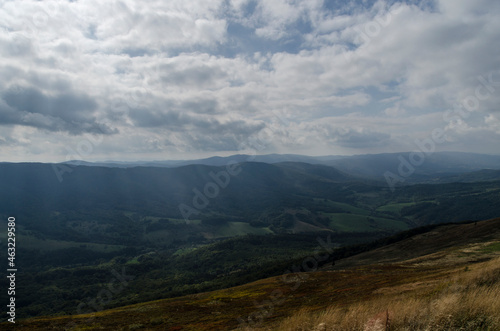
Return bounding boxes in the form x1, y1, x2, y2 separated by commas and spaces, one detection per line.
485, 114, 500, 134
0, 0, 499, 161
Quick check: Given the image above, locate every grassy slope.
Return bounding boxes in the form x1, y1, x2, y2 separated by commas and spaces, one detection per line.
3, 218, 500, 330
332, 217, 500, 267
274, 257, 500, 331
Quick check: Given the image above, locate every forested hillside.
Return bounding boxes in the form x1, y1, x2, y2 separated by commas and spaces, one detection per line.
0, 161, 499, 320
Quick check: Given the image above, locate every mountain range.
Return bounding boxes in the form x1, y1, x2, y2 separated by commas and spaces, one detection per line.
60, 151, 500, 183
0, 152, 499, 324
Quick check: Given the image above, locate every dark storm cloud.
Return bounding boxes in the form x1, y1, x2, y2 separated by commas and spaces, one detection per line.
127, 108, 189, 129
159, 63, 228, 88
180, 98, 219, 114
128, 105, 264, 135
0, 86, 117, 135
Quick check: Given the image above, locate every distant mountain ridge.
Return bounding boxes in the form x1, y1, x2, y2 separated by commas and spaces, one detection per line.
1, 157, 499, 324
60, 151, 500, 183
61, 153, 344, 168
1, 159, 499, 244
0, 161, 359, 226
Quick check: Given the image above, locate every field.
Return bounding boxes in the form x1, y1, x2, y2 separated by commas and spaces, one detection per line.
325, 213, 409, 232
375, 202, 416, 214
205, 222, 273, 239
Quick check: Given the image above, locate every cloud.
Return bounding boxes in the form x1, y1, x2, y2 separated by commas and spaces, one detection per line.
0, 133, 16, 146
300, 118, 391, 149
0, 85, 116, 135
329, 127, 391, 148
384, 103, 406, 116
485, 114, 500, 134
0, 0, 499, 161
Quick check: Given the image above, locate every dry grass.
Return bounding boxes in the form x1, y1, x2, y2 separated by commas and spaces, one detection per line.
271, 257, 500, 331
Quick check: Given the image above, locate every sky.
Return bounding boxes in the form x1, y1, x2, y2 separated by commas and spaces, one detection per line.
0, 0, 499, 162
